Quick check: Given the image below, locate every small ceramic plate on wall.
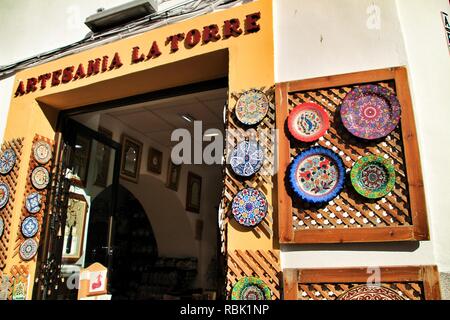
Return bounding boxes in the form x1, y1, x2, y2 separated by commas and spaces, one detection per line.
0, 182, 10, 209
21, 216, 39, 238
33, 140, 52, 165
229, 140, 264, 177
288, 103, 329, 142
231, 277, 271, 300
338, 285, 404, 300
19, 238, 38, 261
0, 148, 17, 175
31, 166, 50, 190
235, 89, 270, 126
232, 188, 268, 227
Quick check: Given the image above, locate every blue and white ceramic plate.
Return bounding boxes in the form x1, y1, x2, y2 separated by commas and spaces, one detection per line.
232, 188, 268, 227
25, 192, 42, 214
0, 183, 10, 209
31, 166, 50, 190
289, 147, 345, 204
21, 216, 39, 238
0, 148, 17, 175
33, 140, 52, 165
0, 217, 4, 239
229, 140, 264, 177
19, 238, 38, 261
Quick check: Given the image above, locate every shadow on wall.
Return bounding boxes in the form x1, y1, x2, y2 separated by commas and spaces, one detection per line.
121, 173, 197, 258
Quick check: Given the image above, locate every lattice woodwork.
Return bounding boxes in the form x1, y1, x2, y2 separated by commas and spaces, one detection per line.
288, 81, 411, 231
13, 135, 54, 262
225, 86, 276, 238
297, 282, 423, 300
9, 264, 29, 300
0, 138, 24, 270
227, 249, 281, 300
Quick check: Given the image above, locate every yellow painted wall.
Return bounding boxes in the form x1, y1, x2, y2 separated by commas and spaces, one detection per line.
2, 0, 275, 298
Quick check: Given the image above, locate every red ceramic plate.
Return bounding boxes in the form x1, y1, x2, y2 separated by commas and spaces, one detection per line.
288, 103, 329, 142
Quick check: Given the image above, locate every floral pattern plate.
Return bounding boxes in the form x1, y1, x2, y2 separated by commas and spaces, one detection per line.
288, 103, 329, 142
231, 277, 271, 300
235, 89, 270, 126
19, 238, 38, 261
338, 285, 404, 300
0, 148, 17, 175
0, 182, 10, 209
351, 155, 395, 199
31, 166, 50, 190
229, 140, 264, 177
0, 217, 4, 239
33, 140, 52, 165
232, 188, 268, 227
21, 216, 39, 238
289, 147, 345, 203
25, 192, 42, 214
340, 84, 401, 140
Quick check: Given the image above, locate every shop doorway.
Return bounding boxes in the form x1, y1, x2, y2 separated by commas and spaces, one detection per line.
37, 81, 228, 300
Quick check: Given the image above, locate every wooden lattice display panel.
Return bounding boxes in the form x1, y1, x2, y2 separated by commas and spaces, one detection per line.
13, 135, 54, 262
225, 86, 276, 238
227, 249, 281, 300
276, 67, 429, 243
0, 138, 24, 270
283, 266, 441, 300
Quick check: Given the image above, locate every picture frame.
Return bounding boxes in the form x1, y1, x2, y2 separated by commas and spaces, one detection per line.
147, 147, 163, 174
62, 193, 89, 263
93, 127, 113, 187
166, 160, 181, 191
120, 134, 143, 183
70, 133, 92, 187
186, 172, 202, 213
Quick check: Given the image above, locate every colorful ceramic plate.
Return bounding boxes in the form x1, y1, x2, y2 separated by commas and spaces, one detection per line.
338, 285, 404, 300
340, 84, 401, 140
229, 140, 264, 177
232, 188, 268, 227
21, 216, 39, 238
0, 217, 4, 239
25, 192, 42, 214
0, 182, 10, 209
31, 166, 50, 190
231, 277, 271, 300
288, 103, 330, 142
235, 89, 270, 126
0, 148, 17, 175
289, 147, 345, 203
351, 155, 395, 199
19, 238, 38, 261
33, 140, 52, 165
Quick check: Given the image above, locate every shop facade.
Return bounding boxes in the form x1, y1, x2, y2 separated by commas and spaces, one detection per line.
0, 0, 449, 300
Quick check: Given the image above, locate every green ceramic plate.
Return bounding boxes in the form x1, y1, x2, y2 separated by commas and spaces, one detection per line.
231, 277, 271, 300
351, 155, 395, 199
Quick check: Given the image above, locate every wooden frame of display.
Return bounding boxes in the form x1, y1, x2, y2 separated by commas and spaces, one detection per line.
276, 67, 429, 244
283, 265, 441, 300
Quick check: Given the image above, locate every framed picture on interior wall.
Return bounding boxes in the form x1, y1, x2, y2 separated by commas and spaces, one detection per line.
93, 127, 113, 187
120, 134, 143, 183
166, 160, 181, 191
62, 193, 89, 262
186, 172, 202, 213
71, 134, 92, 187
147, 147, 163, 174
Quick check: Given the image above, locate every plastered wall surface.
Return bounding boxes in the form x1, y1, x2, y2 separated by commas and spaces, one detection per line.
275, 0, 450, 272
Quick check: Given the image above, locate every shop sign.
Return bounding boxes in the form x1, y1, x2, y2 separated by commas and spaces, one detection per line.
14, 12, 261, 98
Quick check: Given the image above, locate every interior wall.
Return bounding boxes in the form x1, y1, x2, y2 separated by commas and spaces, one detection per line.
274, 0, 440, 269
76, 112, 223, 290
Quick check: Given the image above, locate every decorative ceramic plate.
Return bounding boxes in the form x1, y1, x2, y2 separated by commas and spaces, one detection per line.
288, 103, 330, 142
19, 238, 38, 261
235, 89, 270, 126
31, 166, 50, 190
0, 148, 17, 175
340, 84, 401, 140
229, 140, 264, 177
338, 285, 404, 300
231, 277, 271, 300
289, 147, 345, 203
0, 217, 4, 239
0, 182, 10, 209
25, 192, 42, 214
21, 216, 39, 238
33, 140, 52, 165
351, 155, 395, 199
232, 188, 268, 227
